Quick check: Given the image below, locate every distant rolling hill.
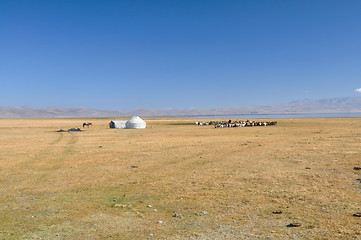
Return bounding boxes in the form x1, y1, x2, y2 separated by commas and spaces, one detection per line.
1, 97, 361, 118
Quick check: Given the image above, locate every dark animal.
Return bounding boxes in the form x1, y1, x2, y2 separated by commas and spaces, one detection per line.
83, 122, 92, 128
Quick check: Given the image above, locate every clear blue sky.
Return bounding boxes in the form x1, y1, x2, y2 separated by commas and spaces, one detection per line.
1, 0, 361, 110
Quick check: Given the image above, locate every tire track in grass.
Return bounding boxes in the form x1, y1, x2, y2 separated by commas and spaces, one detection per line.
15, 132, 65, 169
16, 133, 78, 178
48, 132, 78, 169
5, 132, 71, 212
13, 132, 79, 187
31, 131, 79, 171
49, 132, 64, 145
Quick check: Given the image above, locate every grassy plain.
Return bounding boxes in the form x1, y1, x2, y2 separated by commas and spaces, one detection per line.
0, 117, 360, 239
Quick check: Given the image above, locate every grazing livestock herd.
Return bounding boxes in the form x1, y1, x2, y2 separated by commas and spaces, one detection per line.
195, 119, 277, 128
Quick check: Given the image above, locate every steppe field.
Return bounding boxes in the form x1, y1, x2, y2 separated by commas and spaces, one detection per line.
0, 117, 360, 240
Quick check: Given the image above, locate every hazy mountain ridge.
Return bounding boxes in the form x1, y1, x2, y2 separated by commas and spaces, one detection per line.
1, 97, 361, 118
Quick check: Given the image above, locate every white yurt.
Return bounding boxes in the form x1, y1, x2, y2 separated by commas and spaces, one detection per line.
125, 116, 146, 129
109, 120, 127, 129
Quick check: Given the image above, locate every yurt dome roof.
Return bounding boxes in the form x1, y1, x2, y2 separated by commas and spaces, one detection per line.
125, 116, 146, 129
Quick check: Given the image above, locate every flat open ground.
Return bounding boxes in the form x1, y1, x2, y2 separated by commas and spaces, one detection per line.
0, 118, 360, 239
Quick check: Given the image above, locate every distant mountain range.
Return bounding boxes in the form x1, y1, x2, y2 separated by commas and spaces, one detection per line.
1, 97, 361, 118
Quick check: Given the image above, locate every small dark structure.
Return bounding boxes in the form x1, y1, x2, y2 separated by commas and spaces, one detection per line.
109, 120, 127, 129
57, 128, 82, 132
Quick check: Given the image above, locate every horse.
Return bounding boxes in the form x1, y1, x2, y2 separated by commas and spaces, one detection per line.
83, 122, 92, 128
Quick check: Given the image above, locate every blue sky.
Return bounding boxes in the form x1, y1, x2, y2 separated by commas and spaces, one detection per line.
1, 0, 361, 110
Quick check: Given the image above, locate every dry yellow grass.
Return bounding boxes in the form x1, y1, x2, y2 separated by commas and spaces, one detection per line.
0, 118, 360, 239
